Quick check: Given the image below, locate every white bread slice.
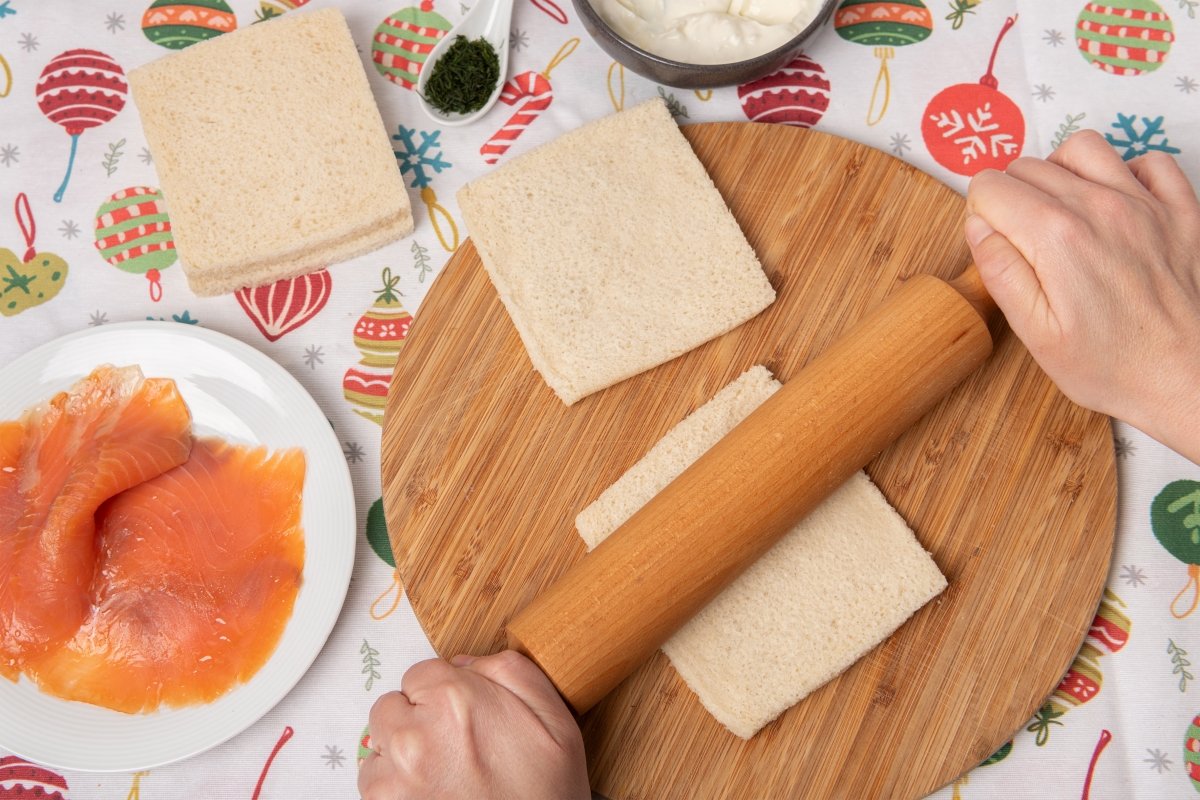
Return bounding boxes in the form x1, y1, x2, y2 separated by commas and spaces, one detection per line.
196, 211, 410, 296
129, 8, 412, 296
576, 366, 947, 739
457, 100, 775, 406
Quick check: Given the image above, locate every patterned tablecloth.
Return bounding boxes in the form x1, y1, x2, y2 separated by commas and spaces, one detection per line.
1, 0, 1198, 797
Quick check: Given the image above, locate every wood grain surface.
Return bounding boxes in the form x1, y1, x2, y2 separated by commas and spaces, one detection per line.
381, 122, 1117, 799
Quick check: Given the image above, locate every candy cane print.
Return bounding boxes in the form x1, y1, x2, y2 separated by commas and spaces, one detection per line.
530, 0, 568, 24
480, 38, 579, 165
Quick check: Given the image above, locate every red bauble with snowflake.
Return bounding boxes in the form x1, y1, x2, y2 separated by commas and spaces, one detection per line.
922, 16, 1024, 177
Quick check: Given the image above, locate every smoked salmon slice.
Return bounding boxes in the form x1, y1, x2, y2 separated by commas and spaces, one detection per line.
28, 439, 306, 713
0, 366, 192, 680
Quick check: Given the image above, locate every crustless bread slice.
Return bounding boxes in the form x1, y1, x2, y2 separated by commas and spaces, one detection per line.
130, 8, 412, 296
577, 366, 948, 739
457, 100, 775, 405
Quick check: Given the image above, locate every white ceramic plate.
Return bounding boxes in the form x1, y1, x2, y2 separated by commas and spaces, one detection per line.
0, 322, 355, 772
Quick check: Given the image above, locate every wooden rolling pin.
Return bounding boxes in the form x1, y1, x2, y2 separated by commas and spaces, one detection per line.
506, 265, 1000, 715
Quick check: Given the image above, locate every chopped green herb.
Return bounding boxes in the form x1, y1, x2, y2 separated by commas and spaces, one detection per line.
423, 36, 501, 115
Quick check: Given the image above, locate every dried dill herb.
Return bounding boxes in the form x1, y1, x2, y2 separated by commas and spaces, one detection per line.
423, 36, 500, 115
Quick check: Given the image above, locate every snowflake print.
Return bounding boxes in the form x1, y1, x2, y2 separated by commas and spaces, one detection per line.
510, 28, 529, 51
392, 127, 452, 189
147, 310, 199, 325
59, 219, 80, 239
889, 132, 911, 157
0, 144, 18, 166
104, 12, 125, 32
1145, 747, 1172, 773
18, 32, 38, 51
1177, 75, 1198, 94
1114, 436, 1135, 457
1043, 29, 1064, 47
1120, 564, 1147, 587
343, 441, 365, 464
0, 2, 14, 20
138, 146, 153, 165
88, 310, 108, 326
929, 102, 1018, 165
321, 745, 346, 769
1105, 114, 1181, 161
303, 345, 325, 369
1032, 84, 1055, 102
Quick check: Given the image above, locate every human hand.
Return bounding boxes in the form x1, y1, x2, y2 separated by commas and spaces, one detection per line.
965, 130, 1200, 464
358, 650, 590, 800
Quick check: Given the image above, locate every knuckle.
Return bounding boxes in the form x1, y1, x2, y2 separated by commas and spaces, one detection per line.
1004, 156, 1040, 176
1083, 188, 1132, 222
1135, 149, 1174, 166
405, 657, 453, 687
1063, 128, 1104, 153
486, 649, 530, 681
1044, 207, 1085, 243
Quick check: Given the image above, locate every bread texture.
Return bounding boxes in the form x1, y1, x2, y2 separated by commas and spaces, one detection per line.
576, 366, 948, 739
457, 100, 775, 405
130, 7, 412, 296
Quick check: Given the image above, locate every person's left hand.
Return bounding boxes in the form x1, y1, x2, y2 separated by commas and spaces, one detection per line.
358, 650, 590, 800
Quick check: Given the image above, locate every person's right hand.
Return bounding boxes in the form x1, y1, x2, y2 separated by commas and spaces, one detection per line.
965, 130, 1200, 464
358, 650, 590, 800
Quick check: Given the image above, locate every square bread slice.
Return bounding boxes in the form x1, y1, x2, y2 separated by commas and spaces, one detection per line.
130, 8, 412, 296
457, 100, 775, 406
576, 366, 948, 739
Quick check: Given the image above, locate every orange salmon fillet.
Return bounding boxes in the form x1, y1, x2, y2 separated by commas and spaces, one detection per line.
0, 366, 192, 679
28, 439, 306, 712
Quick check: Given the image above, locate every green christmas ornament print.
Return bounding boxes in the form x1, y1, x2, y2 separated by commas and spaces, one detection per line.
367, 497, 396, 568
1076, 0, 1173, 76
372, 3, 453, 90
1186, 713, 1200, 791
367, 498, 403, 620
358, 725, 374, 766
93, 186, 178, 301
982, 740, 1012, 765
1151, 480, 1200, 618
141, 0, 237, 49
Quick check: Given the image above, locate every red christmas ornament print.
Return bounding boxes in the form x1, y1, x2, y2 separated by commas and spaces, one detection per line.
36, 50, 128, 203
737, 54, 831, 127
921, 16, 1024, 176
0, 756, 70, 800
235, 269, 332, 342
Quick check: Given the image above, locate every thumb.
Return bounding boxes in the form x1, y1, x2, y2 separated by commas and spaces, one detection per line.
964, 214, 1049, 339
455, 651, 579, 743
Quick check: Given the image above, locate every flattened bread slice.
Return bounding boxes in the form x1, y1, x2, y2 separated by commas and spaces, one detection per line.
577, 366, 947, 738
130, 8, 412, 296
458, 100, 775, 405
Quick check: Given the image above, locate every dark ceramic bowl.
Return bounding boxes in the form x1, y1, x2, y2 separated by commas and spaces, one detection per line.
573, 0, 837, 88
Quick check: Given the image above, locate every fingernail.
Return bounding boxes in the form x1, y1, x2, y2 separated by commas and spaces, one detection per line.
450, 654, 477, 667
964, 214, 995, 249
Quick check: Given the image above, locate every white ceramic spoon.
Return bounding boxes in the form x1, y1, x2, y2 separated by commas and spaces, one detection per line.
417, 0, 514, 126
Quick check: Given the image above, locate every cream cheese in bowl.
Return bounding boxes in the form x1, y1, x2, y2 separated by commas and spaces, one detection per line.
591, 0, 822, 64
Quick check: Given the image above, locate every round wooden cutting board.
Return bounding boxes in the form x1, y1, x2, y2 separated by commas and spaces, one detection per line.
381, 123, 1117, 799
